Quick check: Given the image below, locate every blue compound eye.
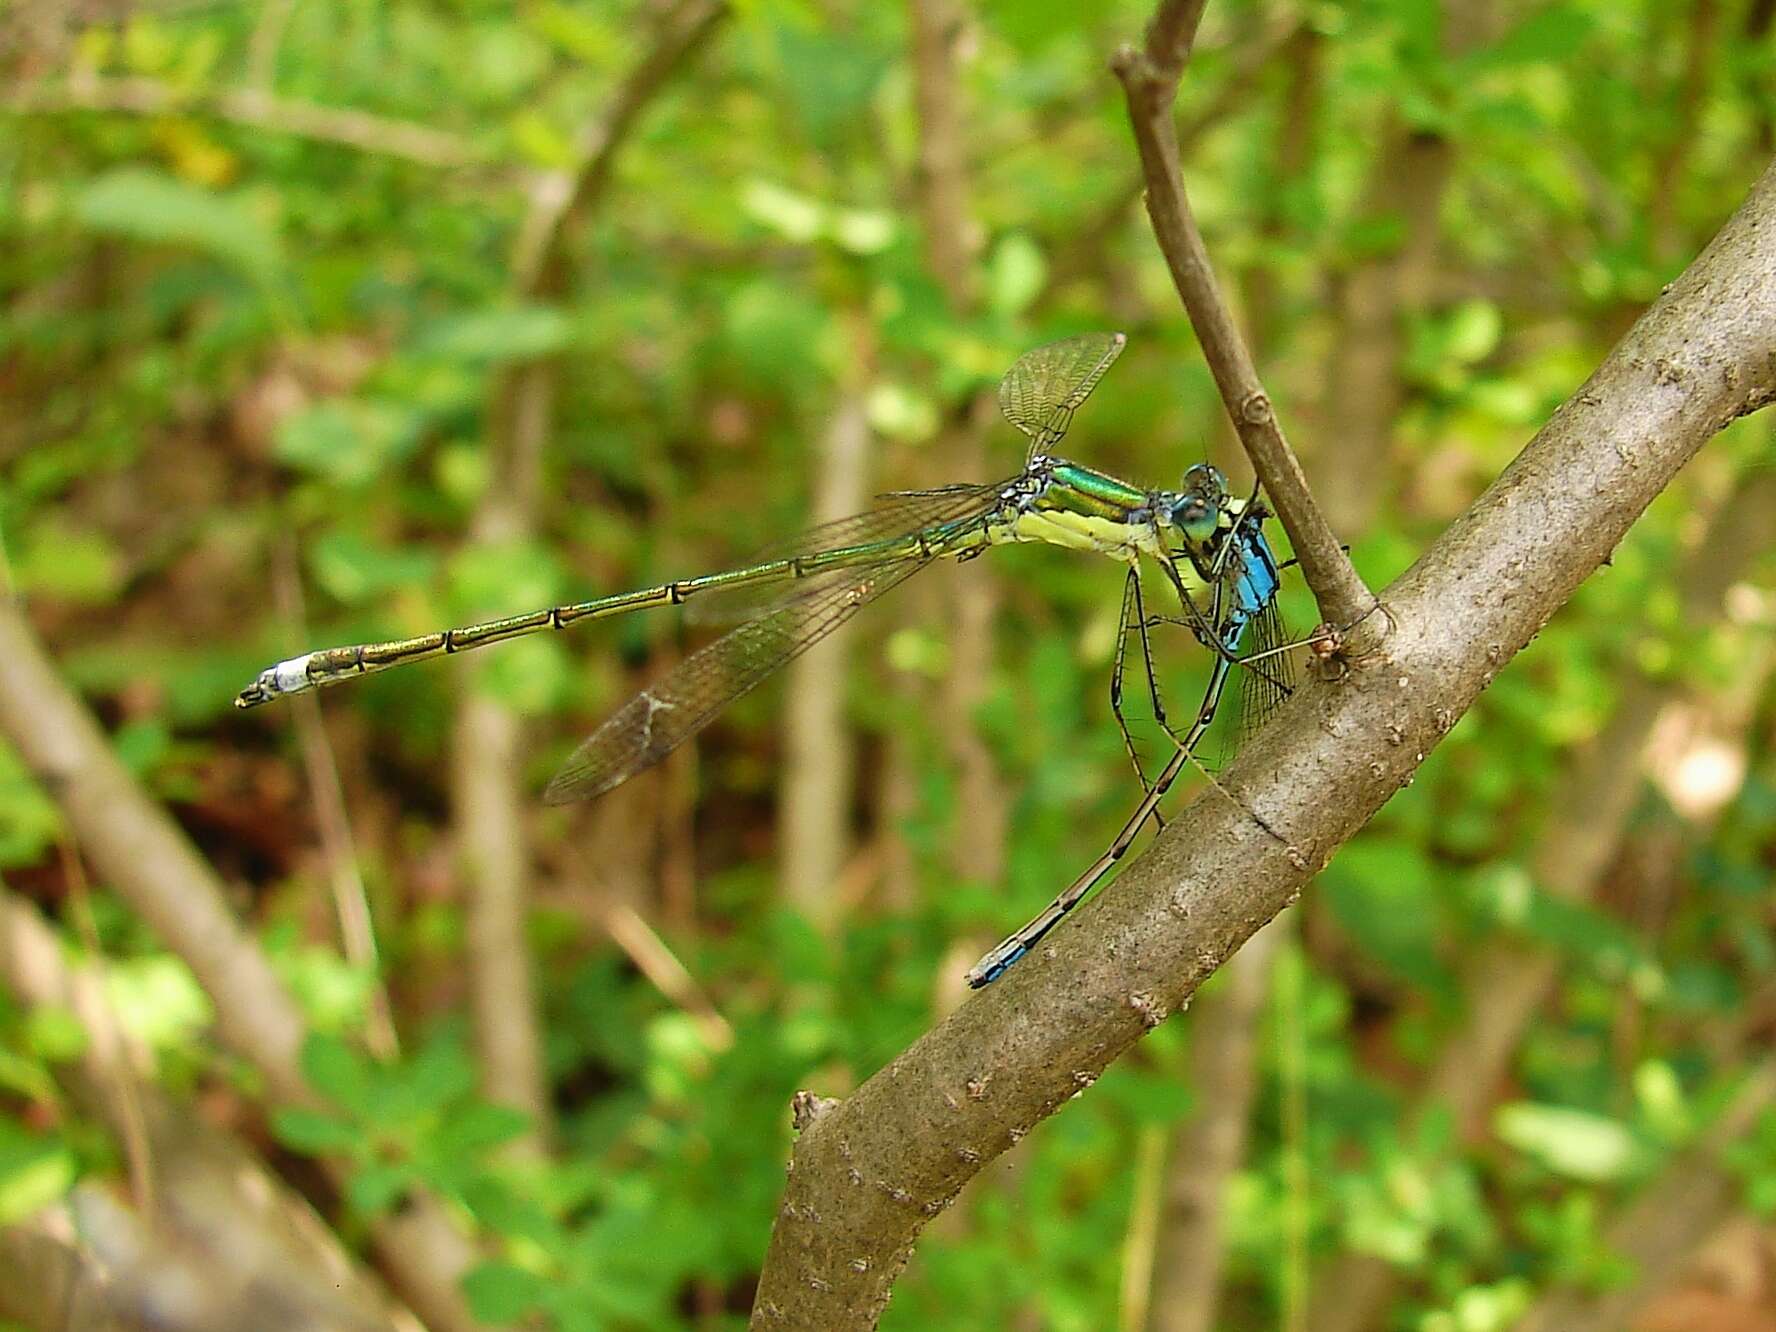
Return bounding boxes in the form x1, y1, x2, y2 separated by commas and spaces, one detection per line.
1171, 494, 1221, 542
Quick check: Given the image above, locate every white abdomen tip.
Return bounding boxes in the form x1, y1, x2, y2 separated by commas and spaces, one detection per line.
273, 654, 314, 694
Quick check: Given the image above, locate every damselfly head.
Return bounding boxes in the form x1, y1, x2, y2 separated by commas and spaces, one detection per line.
1166, 463, 1230, 544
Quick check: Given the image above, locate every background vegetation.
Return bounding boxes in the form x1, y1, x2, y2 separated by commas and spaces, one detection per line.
1, 1, 1773, 1329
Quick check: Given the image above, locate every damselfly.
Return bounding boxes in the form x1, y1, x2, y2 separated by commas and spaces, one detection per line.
236, 333, 1298, 984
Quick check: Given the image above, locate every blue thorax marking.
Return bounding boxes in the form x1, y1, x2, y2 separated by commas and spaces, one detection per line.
1223, 527, 1282, 647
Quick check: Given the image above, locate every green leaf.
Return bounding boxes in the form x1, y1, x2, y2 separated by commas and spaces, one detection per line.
308, 530, 438, 606
831, 208, 895, 255
0, 1119, 75, 1223
865, 383, 938, 443
987, 233, 1046, 316
1470, 6, 1594, 72
460, 1175, 560, 1245
436, 1102, 533, 1157
24, 1007, 88, 1063
741, 179, 824, 243
12, 518, 123, 604
1442, 300, 1502, 365
463, 1261, 549, 1323
106, 956, 211, 1050
271, 1107, 362, 1155
300, 1032, 375, 1116
347, 1160, 417, 1218
77, 168, 283, 287
275, 398, 424, 486
414, 307, 573, 363
1495, 1103, 1637, 1181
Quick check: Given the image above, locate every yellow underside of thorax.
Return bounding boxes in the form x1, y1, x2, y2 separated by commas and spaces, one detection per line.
993, 508, 1164, 562
984, 507, 1218, 598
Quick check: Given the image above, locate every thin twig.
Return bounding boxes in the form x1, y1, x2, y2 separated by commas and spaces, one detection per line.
1111, 1, 1373, 633
3, 75, 486, 169
509, 0, 728, 295
600, 901, 734, 1052
0, 600, 493, 1332
51, 846, 156, 1219
1037, 10, 1306, 312
245, 0, 298, 93
1119, 1124, 1167, 1332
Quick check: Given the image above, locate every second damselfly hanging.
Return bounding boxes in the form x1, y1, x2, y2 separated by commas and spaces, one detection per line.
237, 332, 1301, 986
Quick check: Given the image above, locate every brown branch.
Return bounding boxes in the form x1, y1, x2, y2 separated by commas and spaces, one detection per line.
1148, 920, 1285, 1332
780, 355, 873, 921
747, 153, 1776, 1330
0, 599, 495, 1332
2, 74, 485, 169
1111, 2, 1373, 633
1649, 0, 1722, 262
1037, 11, 1307, 312
0, 878, 407, 1332
905, 0, 1009, 887
508, 0, 728, 295
275, 542, 400, 1062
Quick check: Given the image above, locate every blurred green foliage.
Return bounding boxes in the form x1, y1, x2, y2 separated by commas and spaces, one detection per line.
1, 0, 1775, 1329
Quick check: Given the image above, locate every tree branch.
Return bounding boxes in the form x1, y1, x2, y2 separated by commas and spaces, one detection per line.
905, 0, 1010, 888
2, 74, 486, 169
1111, 1, 1373, 633
508, 0, 728, 296
0, 878, 408, 1332
747, 155, 1776, 1330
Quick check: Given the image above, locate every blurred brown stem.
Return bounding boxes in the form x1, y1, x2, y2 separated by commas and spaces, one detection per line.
0, 599, 493, 1332
906, 0, 1010, 888
1148, 918, 1285, 1332
1515, 1057, 1776, 1332
456, 0, 726, 1155
779, 346, 874, 923
2, 75, 484, 168
276, 542, 400, 1061
1306, 467, 1776, 1332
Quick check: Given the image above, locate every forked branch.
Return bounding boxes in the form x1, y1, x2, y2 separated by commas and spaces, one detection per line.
746, 134, 1776, 1332
1112, 0, 1373, 633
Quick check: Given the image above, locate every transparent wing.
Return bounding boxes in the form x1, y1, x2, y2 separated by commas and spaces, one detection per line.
684, 480, 1007, 625
1235, 596, 1295, 740
998, 331, 1127, 460
544, 557, 931, 804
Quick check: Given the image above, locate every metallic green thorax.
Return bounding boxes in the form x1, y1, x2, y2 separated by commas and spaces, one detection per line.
1043, 462, 1149, 516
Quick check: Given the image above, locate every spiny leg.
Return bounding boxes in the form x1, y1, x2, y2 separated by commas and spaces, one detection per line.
1108, 567, 1156, 799
965, 652, 1237, 988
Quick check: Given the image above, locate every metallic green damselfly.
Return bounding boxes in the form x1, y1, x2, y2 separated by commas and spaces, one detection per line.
237, 333, 1296, 986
